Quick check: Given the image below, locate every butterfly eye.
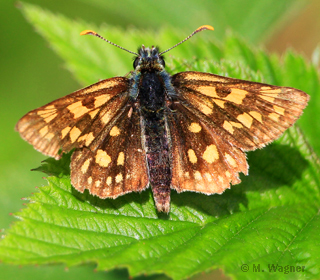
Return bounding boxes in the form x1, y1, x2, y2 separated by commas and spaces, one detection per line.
160, 57, 165, 68
133, 57, 140, 69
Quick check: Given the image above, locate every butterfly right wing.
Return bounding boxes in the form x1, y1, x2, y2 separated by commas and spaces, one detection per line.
70, 104, 149, 199
16, 77, 130, 159
16, 76, 150, 198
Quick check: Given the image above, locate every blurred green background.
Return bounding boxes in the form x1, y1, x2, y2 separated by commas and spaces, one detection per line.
1, 0, 319, 279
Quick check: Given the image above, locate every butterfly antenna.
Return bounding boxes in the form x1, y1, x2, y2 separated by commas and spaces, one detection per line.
159, 25, 214, 55
80, 30, 139, 56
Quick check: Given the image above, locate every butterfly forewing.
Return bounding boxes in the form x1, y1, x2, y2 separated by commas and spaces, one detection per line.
172, 71, 309, 151
16, 77, 129, 159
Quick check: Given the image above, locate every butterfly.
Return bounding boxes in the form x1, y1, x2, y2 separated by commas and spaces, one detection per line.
16, 25, 309, 213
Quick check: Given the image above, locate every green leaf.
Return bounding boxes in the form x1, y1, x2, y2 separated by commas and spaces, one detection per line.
31, 151, 72, 177
3, 3, 320, 280
1, 126, 320, 280
77, 0, 309, 44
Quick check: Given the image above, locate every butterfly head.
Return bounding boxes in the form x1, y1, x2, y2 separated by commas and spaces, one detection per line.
133, 45, 165, 71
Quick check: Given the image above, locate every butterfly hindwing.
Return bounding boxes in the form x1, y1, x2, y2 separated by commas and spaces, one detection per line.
15, 77, 129, 159
172, 71, 309, 151
168, 102, 248, 194
71, 104, 149, 198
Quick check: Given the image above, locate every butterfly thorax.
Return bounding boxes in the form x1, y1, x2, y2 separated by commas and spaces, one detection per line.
133, 46, 170, 113
132, 46, 172, 212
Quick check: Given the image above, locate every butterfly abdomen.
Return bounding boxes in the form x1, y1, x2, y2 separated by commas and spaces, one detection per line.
139, 71, 172, 212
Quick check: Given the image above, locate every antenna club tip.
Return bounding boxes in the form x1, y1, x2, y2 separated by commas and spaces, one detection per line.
196, 25, 214, 32
80, 30, 97, 36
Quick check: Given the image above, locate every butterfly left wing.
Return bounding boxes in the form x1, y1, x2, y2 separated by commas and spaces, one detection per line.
167, 102, 248, 195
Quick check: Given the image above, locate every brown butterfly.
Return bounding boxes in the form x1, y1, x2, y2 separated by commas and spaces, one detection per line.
16, 25, 309, 213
